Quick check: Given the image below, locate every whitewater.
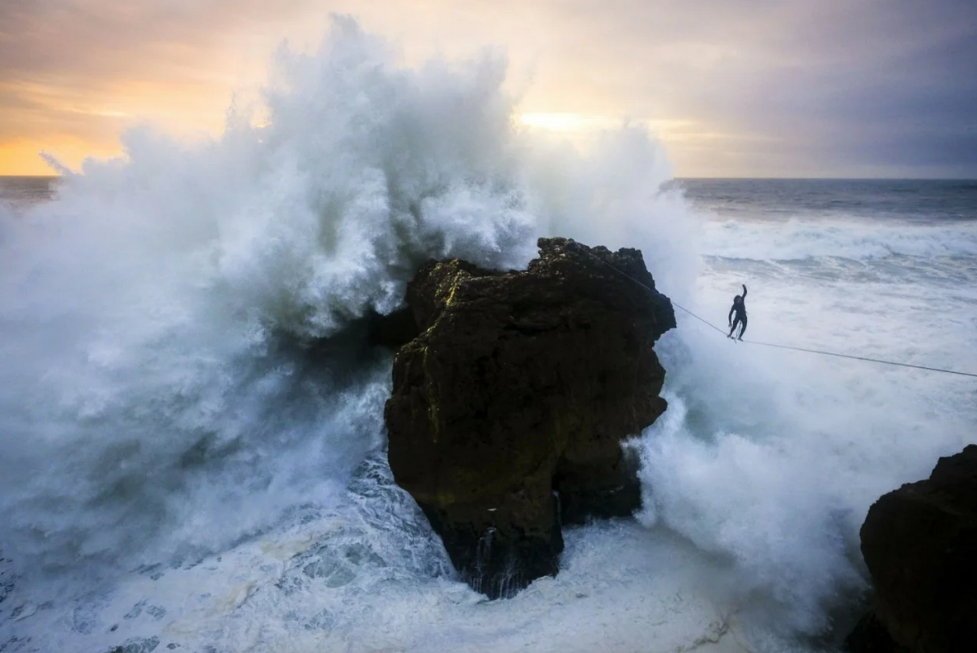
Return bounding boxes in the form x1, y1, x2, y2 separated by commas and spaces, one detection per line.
1, 18, 975, 653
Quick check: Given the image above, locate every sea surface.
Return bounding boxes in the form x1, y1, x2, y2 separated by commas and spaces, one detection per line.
1, 24, 976, 653
0, 177, 59, 212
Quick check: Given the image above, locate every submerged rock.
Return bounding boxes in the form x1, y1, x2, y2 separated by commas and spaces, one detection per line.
855, 444, 977, 653
384, 237, 675, 598
103, 636, 160, 653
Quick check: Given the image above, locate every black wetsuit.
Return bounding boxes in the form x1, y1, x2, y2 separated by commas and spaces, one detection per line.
728, 285, 747, 339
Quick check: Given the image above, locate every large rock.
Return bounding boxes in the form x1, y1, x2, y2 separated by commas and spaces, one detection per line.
844, 611, 909, 653
384, 237, 675, 598
858, 445, 977, 653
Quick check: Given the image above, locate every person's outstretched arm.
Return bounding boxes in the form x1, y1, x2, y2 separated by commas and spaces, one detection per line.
742, 284, 747, 300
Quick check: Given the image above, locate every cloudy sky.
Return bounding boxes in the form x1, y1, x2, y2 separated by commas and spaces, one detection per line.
1, 0, 975, 177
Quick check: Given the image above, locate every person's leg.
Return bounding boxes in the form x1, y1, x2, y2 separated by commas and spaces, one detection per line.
737, 316, 748, 339
728, 317, 739, 338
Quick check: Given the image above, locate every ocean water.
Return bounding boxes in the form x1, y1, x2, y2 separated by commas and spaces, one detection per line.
0, 177, 59, 213
1, 20, 976, 653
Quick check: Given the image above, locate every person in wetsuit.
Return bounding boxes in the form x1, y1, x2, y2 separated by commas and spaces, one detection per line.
728, 284, 747, 340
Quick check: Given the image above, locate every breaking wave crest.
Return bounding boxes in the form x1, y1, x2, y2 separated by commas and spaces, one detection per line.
0, 17, 693, 591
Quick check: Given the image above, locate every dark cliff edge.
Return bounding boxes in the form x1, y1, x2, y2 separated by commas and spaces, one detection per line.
383, 237, 676, 598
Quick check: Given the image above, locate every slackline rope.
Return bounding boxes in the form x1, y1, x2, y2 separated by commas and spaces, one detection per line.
568, 240, 977, 380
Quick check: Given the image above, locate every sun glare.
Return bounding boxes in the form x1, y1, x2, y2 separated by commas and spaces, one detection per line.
518, 113, 620, 132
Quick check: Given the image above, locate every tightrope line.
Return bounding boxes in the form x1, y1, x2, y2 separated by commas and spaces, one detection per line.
568, 240, 977, 379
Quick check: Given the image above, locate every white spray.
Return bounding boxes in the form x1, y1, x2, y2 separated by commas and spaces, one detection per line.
0, 16, 695, 596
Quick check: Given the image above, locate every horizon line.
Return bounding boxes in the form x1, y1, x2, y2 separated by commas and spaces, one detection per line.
3, 174, 976, 182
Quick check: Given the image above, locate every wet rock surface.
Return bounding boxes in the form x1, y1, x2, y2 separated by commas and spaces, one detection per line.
384, 237, 675, 597
854, 444, 977, 653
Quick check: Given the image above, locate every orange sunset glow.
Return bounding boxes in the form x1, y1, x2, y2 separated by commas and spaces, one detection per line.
2, 0, 975, 178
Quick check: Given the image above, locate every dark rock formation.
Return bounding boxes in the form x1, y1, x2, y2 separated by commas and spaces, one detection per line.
844, 611, 910, 653
384, 237, 675, 598
856, 445, 977, 653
